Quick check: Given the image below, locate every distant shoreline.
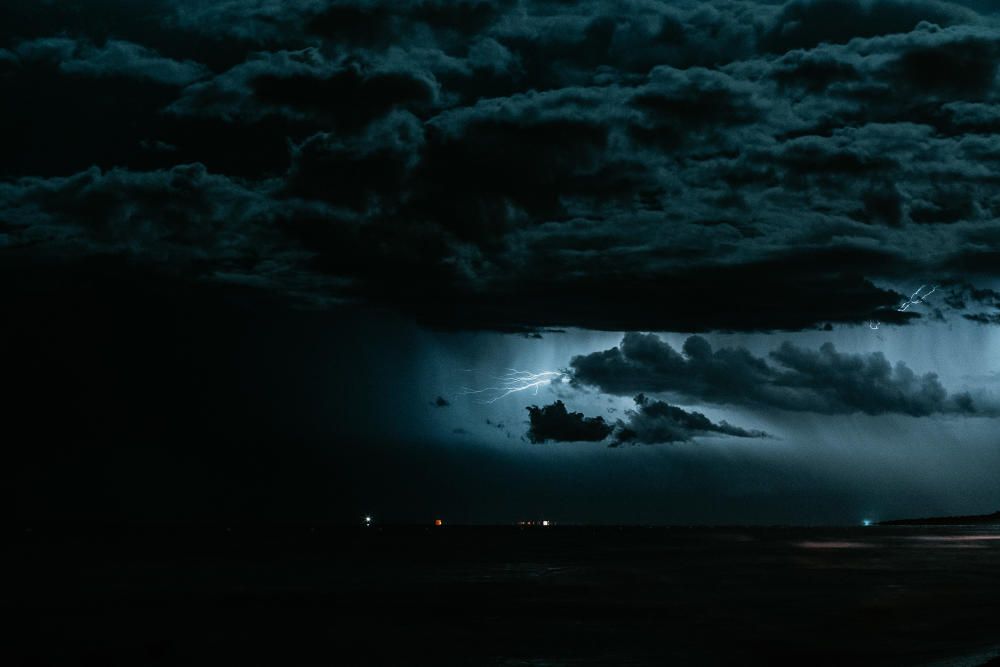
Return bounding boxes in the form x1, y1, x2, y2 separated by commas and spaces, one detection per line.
879, 511, 1000, 526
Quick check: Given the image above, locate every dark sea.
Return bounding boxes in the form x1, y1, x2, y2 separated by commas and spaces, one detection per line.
10, 524, 1000, 666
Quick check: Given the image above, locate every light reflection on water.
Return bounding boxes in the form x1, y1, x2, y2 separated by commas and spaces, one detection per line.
797, 529, 1000, 550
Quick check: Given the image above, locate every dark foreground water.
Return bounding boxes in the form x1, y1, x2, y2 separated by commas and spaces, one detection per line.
10, 524, 1000, 666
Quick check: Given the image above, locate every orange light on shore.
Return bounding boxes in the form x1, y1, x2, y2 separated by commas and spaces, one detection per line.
434, 519, 443, 526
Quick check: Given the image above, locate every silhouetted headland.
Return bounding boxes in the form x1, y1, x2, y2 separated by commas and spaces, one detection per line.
880, 510, 1000, 526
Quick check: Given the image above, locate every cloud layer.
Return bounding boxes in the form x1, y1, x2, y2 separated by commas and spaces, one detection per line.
613, 394, 769, 446
4, 1, 1000, 330
570, 332, 997, 416
525, 394, 768, 445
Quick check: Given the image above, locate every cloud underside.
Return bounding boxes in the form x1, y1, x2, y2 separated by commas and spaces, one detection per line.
526, 400, 614, 444
3, 1, 1000, 330
570, 332, 997, 417
526, 396, 767, 446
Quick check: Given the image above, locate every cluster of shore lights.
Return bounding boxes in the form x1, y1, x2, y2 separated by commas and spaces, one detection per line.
363, 517, 555, 527
360, 517, 446, 526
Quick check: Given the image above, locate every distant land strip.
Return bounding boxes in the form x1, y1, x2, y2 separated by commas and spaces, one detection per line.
880, 511, 1000, 526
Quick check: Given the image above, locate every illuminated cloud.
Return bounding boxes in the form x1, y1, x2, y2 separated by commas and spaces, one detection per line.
570, 333, 997, 417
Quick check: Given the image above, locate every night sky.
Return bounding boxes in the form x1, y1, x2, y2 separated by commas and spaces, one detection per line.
6, 0, 1000, 525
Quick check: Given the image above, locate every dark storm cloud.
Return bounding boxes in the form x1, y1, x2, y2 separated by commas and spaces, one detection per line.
167, 48, 440, 126
525, 400, 613, 443
570, 332, 997, 417
612, 394, 769, 446
760, 0, 978, 53
964, 311, 1000, 325
525, 396, 766, 445
285, 110, 425, 211
14, 37, 209, 85
0, 163, 344, 300
5, 0, 1000, 330
941, 282, 1000, 309
0, 164, 269, 252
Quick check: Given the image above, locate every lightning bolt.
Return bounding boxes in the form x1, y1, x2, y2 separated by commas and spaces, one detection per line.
868, 284, 936, 334
458, 369, 562, 404
897, 284, 937, 312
